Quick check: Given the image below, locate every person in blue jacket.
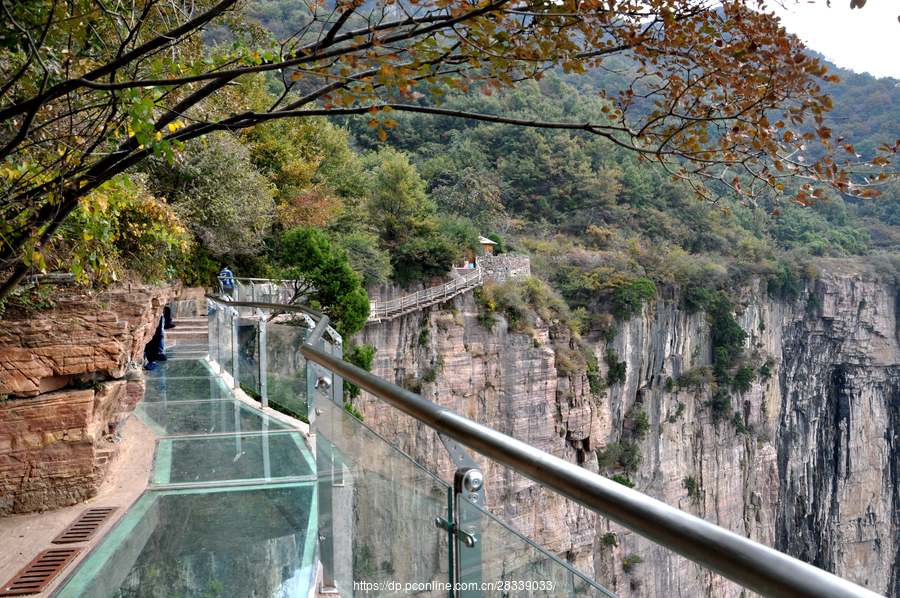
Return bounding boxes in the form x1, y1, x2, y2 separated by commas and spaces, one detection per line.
218, 266, 235, 297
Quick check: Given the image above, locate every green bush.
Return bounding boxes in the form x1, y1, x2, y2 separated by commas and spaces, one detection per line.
605, 349, 627, 386
601, 532, 618, 547
759, 358, 774, 381
344, 401, 364, 421
611, 277, 656, 320
681, 286, 716, 314
767, 260, 804, 301
708, 293, 747, 372
597, 440, 641, 472
622, 554, 643, 573
706, 388, 732, 422
732, 366, 755, 394
675, 367, 713, 391
731, 412, 749, 434
585, 349, 604, 395
344, 344, 376, 399
610, 474, 635, 488
277, 226, 370, 335
683, 476, 701, 500
667, 401, 685, 423
392, 233, 458, 285
632, 411, 650, 439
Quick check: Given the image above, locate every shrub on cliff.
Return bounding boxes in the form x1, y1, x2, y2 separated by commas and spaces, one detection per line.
344, 344, 377, 399
611, 277, 656, 320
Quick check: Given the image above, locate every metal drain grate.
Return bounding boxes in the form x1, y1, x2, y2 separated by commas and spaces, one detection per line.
52, 507, 117, 544
0, 547, 81, 596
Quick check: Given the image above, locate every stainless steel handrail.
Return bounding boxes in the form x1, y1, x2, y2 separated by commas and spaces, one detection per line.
299, 340, 883, 598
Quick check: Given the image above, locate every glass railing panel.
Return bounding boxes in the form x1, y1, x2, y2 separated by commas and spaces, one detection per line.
54, 483, 317, 598
315, 395, 452, 596
458, 499, 614, 597
144, 377, 232, 402
218, 306, 233, 377
152, 431, 315, 485
207, 303, 219, 366
137, 400, 291, 436
237, 316, 260, 397
265, 320, 310, 422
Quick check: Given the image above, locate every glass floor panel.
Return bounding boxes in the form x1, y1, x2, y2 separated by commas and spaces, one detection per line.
145, 359, 214, 379
137, 401, 291, 436
144, 377, 232, 402
53, 483, 317, 598
153, 432, 314, 485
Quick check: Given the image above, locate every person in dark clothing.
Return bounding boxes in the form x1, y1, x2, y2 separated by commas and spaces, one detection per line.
163, 305, 175, 329
144, 316, 167, 370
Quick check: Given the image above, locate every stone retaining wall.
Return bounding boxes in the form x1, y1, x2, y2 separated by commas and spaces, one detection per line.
476, 254, 531, 282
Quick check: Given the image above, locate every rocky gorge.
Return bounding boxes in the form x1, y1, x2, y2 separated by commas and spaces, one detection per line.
353, 259, 899, 597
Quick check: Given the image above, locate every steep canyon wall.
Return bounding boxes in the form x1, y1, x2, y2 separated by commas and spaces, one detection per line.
354, 261, 898, 597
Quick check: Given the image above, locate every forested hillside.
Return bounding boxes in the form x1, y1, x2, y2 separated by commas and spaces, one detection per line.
8, 0, 897, 338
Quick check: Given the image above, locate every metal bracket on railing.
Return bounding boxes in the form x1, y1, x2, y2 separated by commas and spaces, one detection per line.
439, 434, 484, 596
434, 516, 477, 548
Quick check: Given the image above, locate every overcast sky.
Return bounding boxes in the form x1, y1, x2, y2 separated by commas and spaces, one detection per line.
769, 1, 900, 79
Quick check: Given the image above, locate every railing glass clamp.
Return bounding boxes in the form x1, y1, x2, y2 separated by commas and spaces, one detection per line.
434, 517, 478, 548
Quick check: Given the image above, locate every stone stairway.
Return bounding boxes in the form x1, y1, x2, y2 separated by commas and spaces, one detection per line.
164, 316, 208, 359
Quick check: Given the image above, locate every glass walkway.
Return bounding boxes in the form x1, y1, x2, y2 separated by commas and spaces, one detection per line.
52, 356, 318, 598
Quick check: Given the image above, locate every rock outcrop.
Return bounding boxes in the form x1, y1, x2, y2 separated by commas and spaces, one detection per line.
0, 284, 179, 397
0, 283, 176, 515
354, 259, 899, 597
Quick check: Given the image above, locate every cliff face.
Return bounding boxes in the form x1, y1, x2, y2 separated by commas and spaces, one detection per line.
354, 262, 899, 597
0, 284, 178, 514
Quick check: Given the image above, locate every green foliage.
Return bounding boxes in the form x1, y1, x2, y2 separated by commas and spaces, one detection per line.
611, 277, 656, 320
706, 388, 733, 422
487, 233, 506, 254
54, 174, 190, 285
683, 476, 701, 501
708, 293, 747, 377
622, 554, 643, 573
476, 277, 576, 336
675, 367, 713, 391
601, 532, 618, 547
610, 474, 635, 488
344, 344, 376, 399
1, 283, 56, 317
277, 227, 369, 335
344, 401, 364, 421
332, 230, 393, 287
731, 412, 749, 434
766, 261, 804, 301
392, 233, 457, 285
632, 411, 650, 439
585, 349, 604, 395
759, 358, 774, 381
732, 366, 755, 394
681, 286, 716, 314
365, 147, 432, 246
605, 349, 627, 386
149, 132, 275, 257
597, 440, 641, 472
